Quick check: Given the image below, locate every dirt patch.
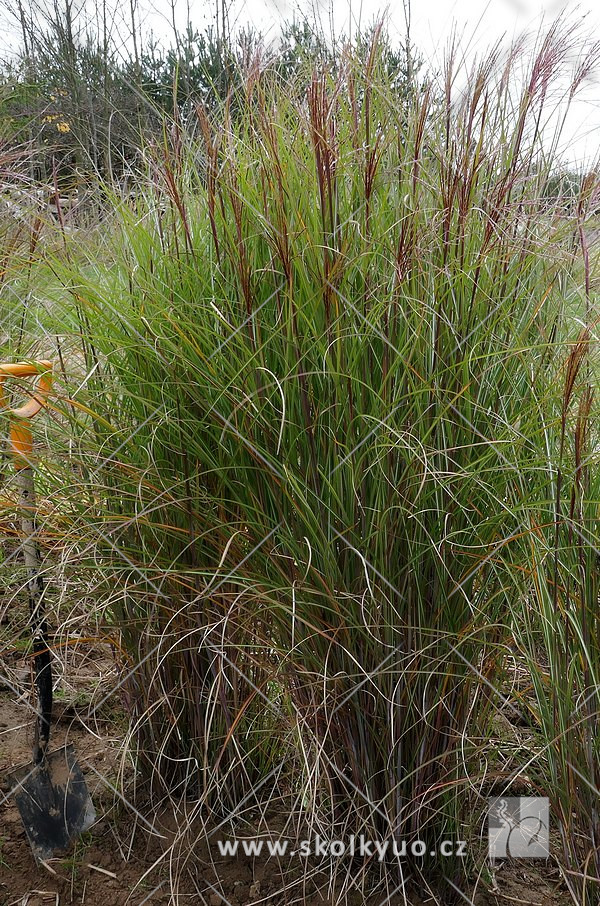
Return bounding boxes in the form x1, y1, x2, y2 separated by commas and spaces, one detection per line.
0, 643, 576, 906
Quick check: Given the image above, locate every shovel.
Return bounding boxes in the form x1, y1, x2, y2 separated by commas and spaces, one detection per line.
1, 361, 95, 863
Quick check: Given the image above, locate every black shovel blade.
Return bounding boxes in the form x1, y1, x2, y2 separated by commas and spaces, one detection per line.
10, 744, 96, 862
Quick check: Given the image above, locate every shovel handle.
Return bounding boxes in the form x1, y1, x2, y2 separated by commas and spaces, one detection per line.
0, 360, 53, 420
0, 361, 53, 468
0, 361, 54, 761
16, 467, 52, 763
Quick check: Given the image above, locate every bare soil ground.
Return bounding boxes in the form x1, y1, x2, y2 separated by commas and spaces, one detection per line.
0, 584, 576, 906
0, 653, 574, 906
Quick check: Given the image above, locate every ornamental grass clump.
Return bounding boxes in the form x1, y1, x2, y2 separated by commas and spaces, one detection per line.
46, 20, 600, 899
